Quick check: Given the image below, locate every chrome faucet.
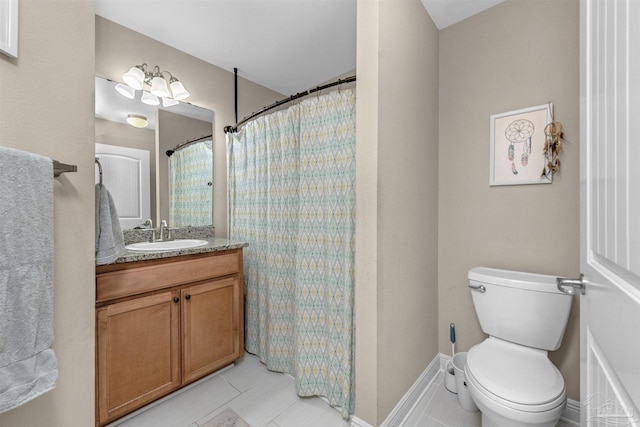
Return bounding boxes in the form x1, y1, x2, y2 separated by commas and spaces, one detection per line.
158, 220, 168, 241
140, 219, 159, 242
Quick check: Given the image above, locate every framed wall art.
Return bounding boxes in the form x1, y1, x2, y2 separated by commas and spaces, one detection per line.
489, 103, 553, 186
0, 0, 18, 58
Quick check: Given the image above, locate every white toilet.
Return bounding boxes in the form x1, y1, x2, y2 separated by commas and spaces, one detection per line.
465, 267, 572, 427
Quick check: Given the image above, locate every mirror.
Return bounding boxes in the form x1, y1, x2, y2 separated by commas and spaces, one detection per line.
95, 76, 214, 229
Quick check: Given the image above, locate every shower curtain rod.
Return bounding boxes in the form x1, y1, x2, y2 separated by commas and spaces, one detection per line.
224, 75, 356, 134
165, 134, 213, 157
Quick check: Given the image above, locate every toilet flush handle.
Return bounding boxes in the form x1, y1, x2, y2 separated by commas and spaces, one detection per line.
556, 274, 586, 295
468, 284, 486, 293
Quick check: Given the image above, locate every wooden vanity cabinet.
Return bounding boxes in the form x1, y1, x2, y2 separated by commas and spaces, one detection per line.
95, 249, 244, 426
181, 275, 242, 384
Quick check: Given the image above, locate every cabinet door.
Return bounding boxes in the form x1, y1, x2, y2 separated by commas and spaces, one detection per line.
96, 291, 181, 425
182, 276, 242, 384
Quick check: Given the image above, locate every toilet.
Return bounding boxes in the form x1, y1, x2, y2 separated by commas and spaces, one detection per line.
465, 267, 572, 427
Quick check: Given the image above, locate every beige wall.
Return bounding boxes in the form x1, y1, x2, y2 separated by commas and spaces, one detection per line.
95, 16, 282, 237
95, 117, 157, 221
355, 0, 440, 424
0, 1, 96, 426
438, 0, 581, 400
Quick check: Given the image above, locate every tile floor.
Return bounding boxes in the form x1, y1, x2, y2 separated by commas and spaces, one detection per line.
108, 354, 574, 427
107, 353, 350, 427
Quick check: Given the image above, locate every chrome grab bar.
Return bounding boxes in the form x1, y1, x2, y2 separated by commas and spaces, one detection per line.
468, 284, 486, 293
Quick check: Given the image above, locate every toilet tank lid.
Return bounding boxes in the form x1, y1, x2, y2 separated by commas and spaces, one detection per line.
468, 267, 562, 293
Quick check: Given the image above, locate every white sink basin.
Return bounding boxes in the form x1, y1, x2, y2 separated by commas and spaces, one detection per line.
126, 239, 208, 252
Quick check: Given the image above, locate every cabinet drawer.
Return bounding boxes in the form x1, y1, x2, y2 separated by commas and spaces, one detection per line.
97, 251, 241, 302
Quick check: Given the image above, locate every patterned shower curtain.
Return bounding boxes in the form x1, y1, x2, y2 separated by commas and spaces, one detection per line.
227, 88, 356, 418
169, 140, 213, 226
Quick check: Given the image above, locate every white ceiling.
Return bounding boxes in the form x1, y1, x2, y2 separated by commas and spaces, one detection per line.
95, 0, 357, 96
95, 0, 504, 96
420, 0, 506, 30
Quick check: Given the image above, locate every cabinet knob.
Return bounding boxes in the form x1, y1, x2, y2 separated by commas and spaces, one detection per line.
185, 294, 191, 300
173, 297, 180, 303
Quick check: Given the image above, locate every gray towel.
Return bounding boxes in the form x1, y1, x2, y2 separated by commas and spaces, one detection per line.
0, 146, 58, 413
95, 183, 125, 265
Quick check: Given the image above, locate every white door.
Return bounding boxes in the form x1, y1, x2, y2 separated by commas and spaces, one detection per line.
95, 143, 150, 230
580, 0, 640, 425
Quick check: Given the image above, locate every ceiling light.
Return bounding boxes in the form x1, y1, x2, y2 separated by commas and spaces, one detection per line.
120, 63, 190, 102
115, 83, 135, 99
141, 91, 159, 106
127, 114, 148, 128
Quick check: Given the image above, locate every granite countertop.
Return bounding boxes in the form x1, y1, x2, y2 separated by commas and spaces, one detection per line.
98, 227, 246, 265
110, 237, 248, 264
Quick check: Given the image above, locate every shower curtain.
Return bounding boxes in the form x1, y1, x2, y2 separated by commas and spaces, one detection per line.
227, 88, 356, 417
169, 140, 213, 226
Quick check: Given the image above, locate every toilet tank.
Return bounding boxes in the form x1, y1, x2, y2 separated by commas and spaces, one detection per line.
468, 267, 572, 351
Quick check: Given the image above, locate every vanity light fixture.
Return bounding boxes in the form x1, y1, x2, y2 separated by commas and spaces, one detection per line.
115, 83, 135, 99
119, 63, 190, 103
126, 114, 148, 128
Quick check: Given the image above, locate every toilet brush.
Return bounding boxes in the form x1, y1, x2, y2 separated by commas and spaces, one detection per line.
450, 323, 456, 356
445, 323, 457, 393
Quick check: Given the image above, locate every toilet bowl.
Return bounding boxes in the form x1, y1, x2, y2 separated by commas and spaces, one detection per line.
466, 267, 573, 427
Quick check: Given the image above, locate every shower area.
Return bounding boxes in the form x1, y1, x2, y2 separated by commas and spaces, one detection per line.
226, 80, 356, 417
167, 138, 213, 227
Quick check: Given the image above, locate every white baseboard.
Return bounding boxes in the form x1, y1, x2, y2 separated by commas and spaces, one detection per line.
350, 415, 374, 427
561, 398, 580, 426
378, 352, 442, 427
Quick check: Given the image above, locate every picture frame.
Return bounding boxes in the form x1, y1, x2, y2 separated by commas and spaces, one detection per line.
0, 0, 18, 58
489, 103, 553, 186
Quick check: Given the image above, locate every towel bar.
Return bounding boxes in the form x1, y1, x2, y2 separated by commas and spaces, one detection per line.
95, 158, 103, 185
53, 160, 77, 177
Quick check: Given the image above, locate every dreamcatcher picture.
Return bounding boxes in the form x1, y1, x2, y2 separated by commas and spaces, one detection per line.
489, 103, 553, 186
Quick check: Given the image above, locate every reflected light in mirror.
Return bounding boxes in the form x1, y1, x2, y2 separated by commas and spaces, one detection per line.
141, 91, 159, 106
115, 83, 135, 99
162, 97, 179, 107
126, 114, 148, 128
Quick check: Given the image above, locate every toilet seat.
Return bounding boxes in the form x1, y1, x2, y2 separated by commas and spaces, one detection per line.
466, 338, 565, 411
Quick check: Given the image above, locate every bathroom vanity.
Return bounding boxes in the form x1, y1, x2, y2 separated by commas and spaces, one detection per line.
95, 238, 246, 426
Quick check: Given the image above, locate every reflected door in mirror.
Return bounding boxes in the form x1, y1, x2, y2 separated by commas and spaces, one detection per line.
96, 143, 151, 229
